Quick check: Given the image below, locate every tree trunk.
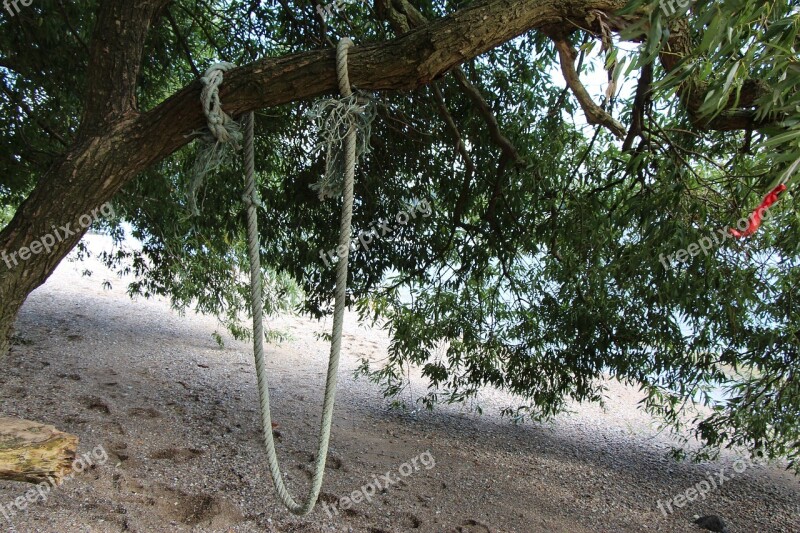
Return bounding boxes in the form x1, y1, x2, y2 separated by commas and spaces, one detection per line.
0, 417, 78, 484
0, 125, 140, 357
0, 307, 14, 357
0, 0, 168, 356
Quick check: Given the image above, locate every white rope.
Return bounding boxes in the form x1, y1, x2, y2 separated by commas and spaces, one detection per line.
190, 63, 244, 215
197, 40, 364, 516
307, 43, 375, 200
200, 62, 242, 147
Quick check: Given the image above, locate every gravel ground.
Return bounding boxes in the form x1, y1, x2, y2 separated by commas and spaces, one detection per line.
0, 235, 798, 532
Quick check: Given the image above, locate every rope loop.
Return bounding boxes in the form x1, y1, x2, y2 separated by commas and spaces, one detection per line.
198, 39, 362, 516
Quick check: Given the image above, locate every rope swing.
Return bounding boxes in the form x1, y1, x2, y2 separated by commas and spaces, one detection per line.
197, 38, 373, 515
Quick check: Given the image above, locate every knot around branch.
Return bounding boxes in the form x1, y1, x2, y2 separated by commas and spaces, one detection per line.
308, 40, 376, 200
200, 62, 242, 147
189, 62, 243, 215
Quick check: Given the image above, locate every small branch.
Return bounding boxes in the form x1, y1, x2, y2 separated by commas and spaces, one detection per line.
377, 0, 523, 164
622, 61, 653, 151
56, 0, 90, 57
486, 151, 512, 225
174, 2, 231, 63
0, 56, 20, 73
0, 83, 70, 147
166, 9, 201, 79
552, 36, 626, 139
431, 82, 476, 180
431, 83, 476, 228
451, 68, 523, 164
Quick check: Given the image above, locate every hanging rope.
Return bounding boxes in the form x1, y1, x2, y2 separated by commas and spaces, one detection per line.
197, 39, 363, 516
307, 82, 376, 200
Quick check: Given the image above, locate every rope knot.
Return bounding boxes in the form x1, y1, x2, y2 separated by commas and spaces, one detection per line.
199, 62, 243, 149
307, 40, 376, 201
189, 62, 243, 215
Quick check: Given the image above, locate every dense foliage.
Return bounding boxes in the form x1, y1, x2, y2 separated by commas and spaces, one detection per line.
1, 0, 798, 469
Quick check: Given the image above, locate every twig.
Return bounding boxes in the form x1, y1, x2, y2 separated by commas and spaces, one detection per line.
166, 9, 201, 78
551, 36, 626, 139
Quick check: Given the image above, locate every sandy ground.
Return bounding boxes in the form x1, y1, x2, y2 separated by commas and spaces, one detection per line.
0, 236, 798, 533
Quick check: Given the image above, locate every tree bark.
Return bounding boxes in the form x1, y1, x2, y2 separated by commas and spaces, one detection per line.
658, 18, 773, 131
0, 417, 78, 484
0, 0, 169, 355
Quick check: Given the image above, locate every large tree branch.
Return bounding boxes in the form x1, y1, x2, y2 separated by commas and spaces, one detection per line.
658, 18, 775, 131
0, 0, 628, 244
125, 0, 629, 173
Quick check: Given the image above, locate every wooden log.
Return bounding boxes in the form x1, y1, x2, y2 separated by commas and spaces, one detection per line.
0, 417, 78, 484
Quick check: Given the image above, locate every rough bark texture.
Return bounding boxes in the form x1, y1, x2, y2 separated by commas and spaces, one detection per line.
0, 417, 78, 484
0, 0, 169, 354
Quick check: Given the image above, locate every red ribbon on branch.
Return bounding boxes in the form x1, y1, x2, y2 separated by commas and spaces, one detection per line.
729, 184, 788, 238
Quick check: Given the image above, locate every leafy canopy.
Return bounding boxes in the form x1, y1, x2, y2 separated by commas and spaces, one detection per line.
1, 0, 799, 469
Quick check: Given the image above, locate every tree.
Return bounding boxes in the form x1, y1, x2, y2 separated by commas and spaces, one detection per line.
1, 0, 798, 468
